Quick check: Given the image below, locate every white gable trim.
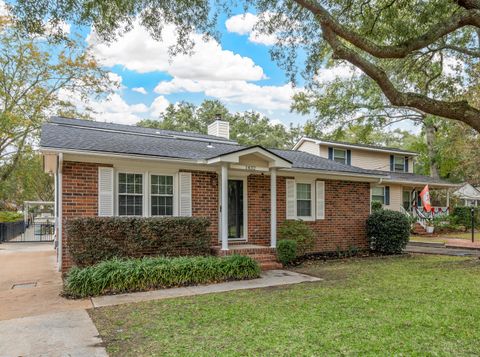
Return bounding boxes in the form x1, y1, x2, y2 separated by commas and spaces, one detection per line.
206, 146, 292, 169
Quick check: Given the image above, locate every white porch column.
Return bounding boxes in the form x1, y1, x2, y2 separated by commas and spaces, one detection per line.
221, 163, 229, 251
446, 190, 450, 209
270, 168, 277, 248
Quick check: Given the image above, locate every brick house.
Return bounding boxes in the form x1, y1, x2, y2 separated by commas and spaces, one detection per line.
42, 117, 393, 271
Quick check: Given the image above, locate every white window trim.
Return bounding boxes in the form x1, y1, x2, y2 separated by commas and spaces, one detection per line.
333, 148, 347, 165
295, 180, 315, 221
225, 175, 248, 242
149, 173, 178, 217
116, 171, 146, 217
393, 155, 406, 172
371, 185, 386, 205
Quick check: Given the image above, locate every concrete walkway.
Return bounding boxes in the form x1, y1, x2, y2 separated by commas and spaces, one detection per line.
405, 243, 480, 257
0, 242, 106, 357
0, 310, 107, 357
92, 270, 322, 308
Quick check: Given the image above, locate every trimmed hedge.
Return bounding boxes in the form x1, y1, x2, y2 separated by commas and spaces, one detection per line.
0, 211, 23, 223
63, 255, 261, 298
366, 209, 410, 254
277, 240, 297, 266
67, 217, 211, 267
278, 220, 315, 256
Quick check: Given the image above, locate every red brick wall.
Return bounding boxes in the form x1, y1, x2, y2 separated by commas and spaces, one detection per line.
61, 161, 109, 271
189, 171, 219, 245
247, 174, 271, 245
276, 176, 370, 252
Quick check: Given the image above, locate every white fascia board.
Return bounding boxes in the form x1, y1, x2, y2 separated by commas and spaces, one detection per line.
382, 179, 459, 188
279, 167, 386, 182
39, 147, 205, 165
206, 147, 292, 168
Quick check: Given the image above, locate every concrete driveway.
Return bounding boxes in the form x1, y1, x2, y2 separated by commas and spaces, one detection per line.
0, 242, 106, 356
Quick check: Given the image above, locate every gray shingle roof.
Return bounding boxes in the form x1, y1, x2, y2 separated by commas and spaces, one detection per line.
40, 118, 386, 177
381, 171, 456, 186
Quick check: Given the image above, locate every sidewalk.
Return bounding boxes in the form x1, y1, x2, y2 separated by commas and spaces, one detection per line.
92, 270, 322, 308
406, 243, 480, 257
444, 238, 480, 250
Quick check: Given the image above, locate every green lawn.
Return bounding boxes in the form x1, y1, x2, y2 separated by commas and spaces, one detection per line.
90, 255, 480, 356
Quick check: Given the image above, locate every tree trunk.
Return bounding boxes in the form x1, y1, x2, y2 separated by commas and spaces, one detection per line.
424, 120, 440, 179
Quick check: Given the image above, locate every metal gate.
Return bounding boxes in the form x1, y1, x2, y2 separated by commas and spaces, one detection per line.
9, 222, 55, 242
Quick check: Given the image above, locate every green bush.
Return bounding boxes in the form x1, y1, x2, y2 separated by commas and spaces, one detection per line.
366, 209, 410, 254
371, 201, 383, 212
451, 207, 480, 230
278, 220, 315, 256
66, 217, 211, 267
277, 240, 297, 266
0, 211, 23, 223
64, 255, 261, 298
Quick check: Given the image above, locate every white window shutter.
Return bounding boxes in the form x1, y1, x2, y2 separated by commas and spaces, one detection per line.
316, 181, 325, 220
286, 179, 296, 219
98, 167, 114, 216
179, 172, 192, 216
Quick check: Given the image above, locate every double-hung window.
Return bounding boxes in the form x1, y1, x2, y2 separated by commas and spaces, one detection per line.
372, 186, 385, 204
118, 173, 143, 216
333, 148, 347, 164
151, 175, 174, 216
394, 156, 405, 172
296, 183, 312, 217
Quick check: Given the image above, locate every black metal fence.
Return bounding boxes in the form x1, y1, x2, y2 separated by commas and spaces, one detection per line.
0, 221, 25, 242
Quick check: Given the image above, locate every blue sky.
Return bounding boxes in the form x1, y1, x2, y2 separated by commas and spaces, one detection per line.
65, 10, 316, 126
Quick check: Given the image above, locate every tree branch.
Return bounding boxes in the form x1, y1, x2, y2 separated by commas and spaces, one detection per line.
320, 25, 480, 131
293, 0, 480, 58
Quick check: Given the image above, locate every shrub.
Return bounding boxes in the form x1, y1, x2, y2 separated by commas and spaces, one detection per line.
366, 209, 410, 254
63, 255, 261, 298
278, 220, 315, 256
277, 240, 297, 266
371, 201, 383, 212
0, 211, 23, 223
451, 207, 480, 230
66, 217, 211, 267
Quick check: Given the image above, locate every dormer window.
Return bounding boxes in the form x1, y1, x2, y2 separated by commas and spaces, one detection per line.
333, 148, 347, 165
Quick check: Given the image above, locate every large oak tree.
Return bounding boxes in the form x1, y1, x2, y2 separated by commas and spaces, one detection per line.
11, 0, 480, 130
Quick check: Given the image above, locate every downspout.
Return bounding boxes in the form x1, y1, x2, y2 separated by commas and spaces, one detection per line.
57, 153, 63, 272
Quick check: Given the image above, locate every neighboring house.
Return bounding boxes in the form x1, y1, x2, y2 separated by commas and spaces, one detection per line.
293, 137, 457, 215
41, 117, 390, 272
453, 183, 480, 206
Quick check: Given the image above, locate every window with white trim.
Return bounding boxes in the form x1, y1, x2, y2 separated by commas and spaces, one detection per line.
333, 148, 347, 164
394, 156, 405, 172
372, 186, 385, 204
296, 183, 312, 217
150, 175, 174, 216
118, 173, 143, 216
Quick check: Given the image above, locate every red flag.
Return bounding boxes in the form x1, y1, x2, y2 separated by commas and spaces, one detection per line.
420, 185, 432, 212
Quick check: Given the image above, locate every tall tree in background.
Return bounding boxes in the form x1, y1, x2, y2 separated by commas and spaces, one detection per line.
0, 14, 113, 206
138, 100, 301, 149
11, 0, 480, 130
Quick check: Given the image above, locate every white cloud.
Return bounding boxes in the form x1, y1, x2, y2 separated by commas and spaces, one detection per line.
87, 20, 265, 81
150, 95, 170, 117
155, 78, 297, 110
0, 0, 9, 17
225, 13, 277, 46
314, 64, 361, 83
132, 87, 147, 95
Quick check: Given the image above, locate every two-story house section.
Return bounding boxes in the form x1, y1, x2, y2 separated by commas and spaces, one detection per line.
293, 137, 457, 214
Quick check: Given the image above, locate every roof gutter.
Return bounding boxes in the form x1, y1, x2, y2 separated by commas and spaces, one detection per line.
39, 147, 207, 165
280, 167, 387, 181
382, 179, 459, 188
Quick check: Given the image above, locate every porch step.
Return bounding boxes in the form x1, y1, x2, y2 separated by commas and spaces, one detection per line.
211, 245, 281, 270
412, 223, 433, 236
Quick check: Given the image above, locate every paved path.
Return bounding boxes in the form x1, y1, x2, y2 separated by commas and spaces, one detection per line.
0, 310, 107, 357
405, 243, 480, 257
92, 270, 321, 308
0, 242, 106, 356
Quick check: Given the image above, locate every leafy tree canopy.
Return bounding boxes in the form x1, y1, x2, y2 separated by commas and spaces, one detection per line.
10, 0, 480, 130
138, 100, 302, 149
